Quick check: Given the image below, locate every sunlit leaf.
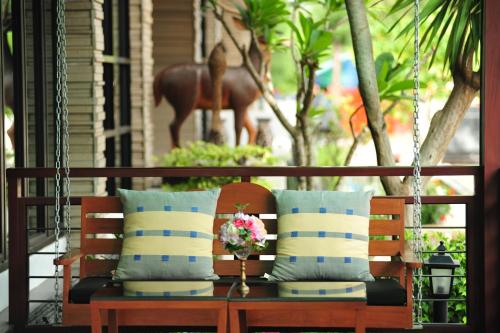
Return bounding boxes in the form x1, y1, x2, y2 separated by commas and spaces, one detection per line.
389, 0, 481, 72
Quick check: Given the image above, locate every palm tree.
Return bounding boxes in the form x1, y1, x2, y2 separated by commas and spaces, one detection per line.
346, 0, 481, 195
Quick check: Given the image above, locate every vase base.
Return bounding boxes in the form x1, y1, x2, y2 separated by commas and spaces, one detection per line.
239, 282, 250, 297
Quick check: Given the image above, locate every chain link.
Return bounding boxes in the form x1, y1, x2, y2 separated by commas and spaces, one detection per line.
412, 0, 424, 326
53, 0, 70, 324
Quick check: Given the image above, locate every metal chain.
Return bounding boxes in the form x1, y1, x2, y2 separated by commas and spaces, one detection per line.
53, 0, 70, 324
60, 0, 72, 253
412, 0, 424, 326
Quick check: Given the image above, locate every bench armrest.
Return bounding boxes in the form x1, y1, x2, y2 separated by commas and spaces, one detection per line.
54, 248, 83, 266
400, 241, 423, 269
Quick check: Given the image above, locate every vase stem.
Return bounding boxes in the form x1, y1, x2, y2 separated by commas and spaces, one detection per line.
239, 258, 250, 296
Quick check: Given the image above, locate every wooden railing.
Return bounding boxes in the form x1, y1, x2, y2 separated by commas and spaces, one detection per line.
6, 166, 482, 333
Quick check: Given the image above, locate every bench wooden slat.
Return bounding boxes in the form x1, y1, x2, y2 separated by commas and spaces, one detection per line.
86, 218, 123, 234
214, 260, 274, 276
82, 197, 122, 213
216, 182, 276, 213
83, 259, 119, 277
369, 198, 404, 216
85, 238, 122, 254
369, 261, 404, 277
369, 220, 403, 236
369, 240, 401, 256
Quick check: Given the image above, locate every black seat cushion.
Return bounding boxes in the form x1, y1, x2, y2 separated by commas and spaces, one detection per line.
69, 277, 112, 304
366, 279, 407, 306
69, 277, 406, 305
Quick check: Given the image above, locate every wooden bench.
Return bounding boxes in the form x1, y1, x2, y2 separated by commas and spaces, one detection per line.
55, 182, 421, 331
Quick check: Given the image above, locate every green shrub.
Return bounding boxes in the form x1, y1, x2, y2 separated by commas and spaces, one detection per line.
160, 141, 279, 191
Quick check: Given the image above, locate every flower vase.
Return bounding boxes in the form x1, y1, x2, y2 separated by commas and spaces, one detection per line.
234, 246, 252, 296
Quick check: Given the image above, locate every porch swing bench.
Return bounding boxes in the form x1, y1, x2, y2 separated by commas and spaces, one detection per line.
55, 181, 422, 332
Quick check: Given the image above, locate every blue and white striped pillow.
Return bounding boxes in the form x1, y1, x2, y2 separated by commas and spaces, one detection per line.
114, 189, 220, 280
268, 190, 374, 281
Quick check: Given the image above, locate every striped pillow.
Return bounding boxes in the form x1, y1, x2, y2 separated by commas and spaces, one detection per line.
268, 190, 374, 281
123, 281, 214, 297
114, 189, 220, 280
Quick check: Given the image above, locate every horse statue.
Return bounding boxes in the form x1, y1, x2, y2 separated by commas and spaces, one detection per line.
153, 39, 269, 148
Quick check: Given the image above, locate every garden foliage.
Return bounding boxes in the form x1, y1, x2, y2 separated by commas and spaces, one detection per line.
160, 141, 278, 191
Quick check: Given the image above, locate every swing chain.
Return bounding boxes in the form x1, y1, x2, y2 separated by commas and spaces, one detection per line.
60, 0, 71, 253
53, 0, 70, 324
412, 0, 424, 326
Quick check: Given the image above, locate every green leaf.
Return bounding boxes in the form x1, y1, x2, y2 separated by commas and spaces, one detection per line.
286, 19, 304, 46
389, 0, 413, 15
375, 53, 394, 72
383, 80, 426, 95
309, 31, 333, 56
308, 107, 326, 118
377, 61, 390, 92
419, 0, 444, 22
389, 0, 481, 73
299, 12, 311, 41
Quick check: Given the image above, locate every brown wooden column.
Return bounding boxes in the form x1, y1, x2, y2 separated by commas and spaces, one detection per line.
482, 0, 500, 332
9, 0, 28, 327
8, 176, 27, 328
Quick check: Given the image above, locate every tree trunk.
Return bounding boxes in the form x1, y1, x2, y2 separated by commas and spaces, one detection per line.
346, 0, 405, 195
402, 75, 478, 189
291, 134, 308, 189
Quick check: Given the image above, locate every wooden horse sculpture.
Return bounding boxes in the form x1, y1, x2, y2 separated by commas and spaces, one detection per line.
153, 40, 268, 148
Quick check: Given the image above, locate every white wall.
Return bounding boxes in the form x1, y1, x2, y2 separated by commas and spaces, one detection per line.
0, 238, 67, 312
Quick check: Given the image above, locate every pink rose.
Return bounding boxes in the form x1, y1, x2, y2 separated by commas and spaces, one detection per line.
233, 218, 245, 228
245, 219, 255, 230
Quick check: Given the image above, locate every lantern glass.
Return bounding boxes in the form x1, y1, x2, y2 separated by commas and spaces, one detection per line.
430, 267, 453, 296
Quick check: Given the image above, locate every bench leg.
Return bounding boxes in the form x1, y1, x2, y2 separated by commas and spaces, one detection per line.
90, 306, 102, 333
108, 309, 118, 333
355, 309, 366, 333
217, 306, 228, 333
229, 308, 247, 333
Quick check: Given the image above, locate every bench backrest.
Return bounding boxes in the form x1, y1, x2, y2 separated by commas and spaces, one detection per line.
80, 182, 406, 282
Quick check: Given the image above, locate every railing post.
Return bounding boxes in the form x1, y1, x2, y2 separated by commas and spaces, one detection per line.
483, 0, 500, 331
467, 181, 482, 332
8, 176, 28, 328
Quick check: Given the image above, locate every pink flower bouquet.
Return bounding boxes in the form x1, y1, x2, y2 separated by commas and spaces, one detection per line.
219, 209, 267, 256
